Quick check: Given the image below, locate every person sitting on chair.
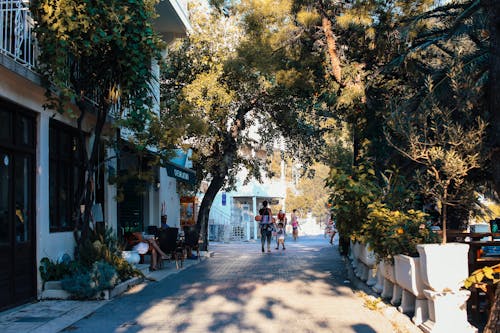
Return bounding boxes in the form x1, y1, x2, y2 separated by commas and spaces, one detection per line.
126, 232, 169, 271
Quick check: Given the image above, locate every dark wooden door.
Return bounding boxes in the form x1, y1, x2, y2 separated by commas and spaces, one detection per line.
0, 106, 36, 310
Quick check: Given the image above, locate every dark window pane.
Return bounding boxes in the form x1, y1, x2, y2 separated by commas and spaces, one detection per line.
16, 116, 34, 147
0, 153, 11, 244
49, 127, 56, 158
59, 164, 69, 229
72, 136, 83, 161
15, 155, 31, 243
49, 120, 86, 232
60, 131, 70, 159
0, 110, 11, 144
49, 158, 57, 230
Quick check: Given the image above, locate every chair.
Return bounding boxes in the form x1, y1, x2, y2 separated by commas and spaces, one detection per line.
147, 225, 159, 237
158, 227, 183, 269
183, 226, 201, 261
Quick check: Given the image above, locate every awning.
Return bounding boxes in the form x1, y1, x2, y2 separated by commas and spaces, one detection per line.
165, 161, 196, 185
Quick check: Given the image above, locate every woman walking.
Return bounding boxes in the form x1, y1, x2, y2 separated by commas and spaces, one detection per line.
291, 209, 300, 241
258, 201, 273, 253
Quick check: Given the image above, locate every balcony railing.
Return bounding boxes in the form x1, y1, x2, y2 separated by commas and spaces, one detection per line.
0, 0, 38, 69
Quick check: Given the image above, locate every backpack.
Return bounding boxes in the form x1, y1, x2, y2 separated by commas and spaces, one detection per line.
260, 208, 271, 224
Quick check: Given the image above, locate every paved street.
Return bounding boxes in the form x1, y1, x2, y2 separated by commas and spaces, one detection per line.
62, 235, 418, 333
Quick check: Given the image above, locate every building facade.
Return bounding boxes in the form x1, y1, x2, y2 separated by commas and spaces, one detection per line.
0, 0, 191, 310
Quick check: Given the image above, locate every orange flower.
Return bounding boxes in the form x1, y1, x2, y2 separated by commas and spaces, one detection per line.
396, 228, 404, 235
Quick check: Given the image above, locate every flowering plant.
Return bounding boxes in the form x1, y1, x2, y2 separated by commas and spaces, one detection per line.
363, 202, 439, 263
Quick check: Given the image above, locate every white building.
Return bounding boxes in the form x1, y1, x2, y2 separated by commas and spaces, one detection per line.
206, 157, 287, 242
0, 0, 191, 310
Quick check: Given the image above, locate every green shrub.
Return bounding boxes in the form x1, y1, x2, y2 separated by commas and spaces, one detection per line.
326, 163, 380, 242
77, 228, 142, 282
61, 260, 118, 299
39, 257, 78, 282
40, 227, 142, 299
364, 202, 439, 263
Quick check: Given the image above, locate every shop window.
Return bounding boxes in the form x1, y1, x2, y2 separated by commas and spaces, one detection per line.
49, 121, 85, 232
0, 110, 11, 144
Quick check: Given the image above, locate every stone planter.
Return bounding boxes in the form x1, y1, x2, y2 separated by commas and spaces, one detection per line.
372, 261, 384, 294
359, 243, 377, 285
380, 261, 401, 305
394, 254, 428, 325
351, 241, 362, 274
419, 290, 477, 333
416, 243, 469, 292
40, 276, 143, 300
416, 243, 477, 333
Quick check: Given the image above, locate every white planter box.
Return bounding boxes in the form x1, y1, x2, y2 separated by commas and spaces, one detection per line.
394, 255, 425, 298
394, 254, 428, 325
40, 276, 143, 300
351, 241, 362, 273
419, 289, 477, 333
416, 243, 469, 292
359, 243, 377, 285
380, 262, 401, 305
372, 262, 384, 294
382, 261, 396, 283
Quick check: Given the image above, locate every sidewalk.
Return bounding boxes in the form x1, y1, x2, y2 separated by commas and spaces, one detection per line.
0, 254, 211, 333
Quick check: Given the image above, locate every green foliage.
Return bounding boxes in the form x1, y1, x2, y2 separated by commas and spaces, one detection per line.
77, 228, 142, 281
364, 202, 439, 263
30, 0, 163, 123
39, 257, 78, 282
326, 163, 380, 241
30, 0, 165, 250
285, 163, 331, 219
61, 260, 118, 299
40, 227, 141, 298
464, 264, 500, 290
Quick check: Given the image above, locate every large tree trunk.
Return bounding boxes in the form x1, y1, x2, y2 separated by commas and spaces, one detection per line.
484, 283, 500, 333
488, 0, 500, 196
73, 94, 109, 254
321, 15, 342, 85
196, 174, 226, 251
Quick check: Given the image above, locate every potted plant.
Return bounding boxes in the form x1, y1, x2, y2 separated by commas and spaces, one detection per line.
364, 202, 437, 320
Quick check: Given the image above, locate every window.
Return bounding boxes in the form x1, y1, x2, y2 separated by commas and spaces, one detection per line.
49, 120, 85, 232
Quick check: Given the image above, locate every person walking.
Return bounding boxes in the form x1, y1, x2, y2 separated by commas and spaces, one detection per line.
276, 222, 286, 250
291, 209, 300, 241
275, 209, 287, 249
258, 201, 273, 253
328, 215, 337, 245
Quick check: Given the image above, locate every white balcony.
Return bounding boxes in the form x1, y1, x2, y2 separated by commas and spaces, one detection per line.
154, 0, 191, 43
1, 0, 191, 73
0, 0, 38, 69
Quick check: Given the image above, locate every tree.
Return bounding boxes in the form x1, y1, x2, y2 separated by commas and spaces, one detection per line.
390, 0, 498, 196
161, 1, 327, 248
31, 0, 164, 251
386, 76, 487, 243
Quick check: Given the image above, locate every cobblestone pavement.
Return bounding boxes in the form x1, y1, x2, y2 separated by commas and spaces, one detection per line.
63, 235, 419, 333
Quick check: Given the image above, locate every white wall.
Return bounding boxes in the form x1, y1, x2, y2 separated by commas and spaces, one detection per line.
159, 168, 181, 228
35, 107, 78, 295
104, 148, 118, 234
